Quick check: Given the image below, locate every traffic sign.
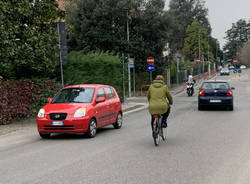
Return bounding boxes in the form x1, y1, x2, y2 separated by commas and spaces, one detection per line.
147, 57, 154, 65
233, 59, 238, 64
196, 58, 200, 63
129, 64, 134, 68
147, 64, 155, 72
233, 69, 237, 74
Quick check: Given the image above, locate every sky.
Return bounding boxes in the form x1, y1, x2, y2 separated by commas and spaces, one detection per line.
165, 0, 250, 48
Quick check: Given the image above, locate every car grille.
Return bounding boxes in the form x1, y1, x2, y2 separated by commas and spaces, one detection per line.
44, 125, 74, 130
49, 113, 67, 120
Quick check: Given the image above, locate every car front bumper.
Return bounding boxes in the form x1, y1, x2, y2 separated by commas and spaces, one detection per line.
37, 115, 91, 133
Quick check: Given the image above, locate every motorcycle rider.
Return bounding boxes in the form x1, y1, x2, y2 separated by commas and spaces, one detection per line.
147, 75, 173, 129
186, 75, 195, 95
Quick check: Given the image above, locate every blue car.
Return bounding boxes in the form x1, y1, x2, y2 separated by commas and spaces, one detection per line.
198, 80, 234, 110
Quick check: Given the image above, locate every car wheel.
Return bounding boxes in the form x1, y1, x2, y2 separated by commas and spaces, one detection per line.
87, 118, 97, 138
198, 104, 203, 111
39, 132, 50, 139
113, 112, 123, 129
228, 105, 234, 111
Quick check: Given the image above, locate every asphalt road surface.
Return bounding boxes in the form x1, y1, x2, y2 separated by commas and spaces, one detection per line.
1, 70, 250, 184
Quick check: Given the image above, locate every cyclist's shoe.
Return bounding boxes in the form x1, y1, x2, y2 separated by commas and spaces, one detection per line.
162, 122, 167, 128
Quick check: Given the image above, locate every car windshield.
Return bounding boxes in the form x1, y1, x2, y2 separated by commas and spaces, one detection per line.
202, 82, 230, 90
52, 88, 95, 103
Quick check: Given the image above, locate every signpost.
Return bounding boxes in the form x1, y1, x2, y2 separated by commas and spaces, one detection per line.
233, 69, 237, 77
128, 58, 134, 97
147, 57, 154, 83
147, 57, 154, 65
147, 64, 155, 72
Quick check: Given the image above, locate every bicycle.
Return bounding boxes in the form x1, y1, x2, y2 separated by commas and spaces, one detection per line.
152, 114, 167, 146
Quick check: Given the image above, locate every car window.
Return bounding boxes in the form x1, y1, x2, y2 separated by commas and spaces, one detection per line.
202, 82, 230, 90
104, 87, 115, 99
96, 88, 106, 100
52, 88, 94, 103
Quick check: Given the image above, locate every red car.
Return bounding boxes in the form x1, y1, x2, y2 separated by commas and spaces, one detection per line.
37, 84, 122, 138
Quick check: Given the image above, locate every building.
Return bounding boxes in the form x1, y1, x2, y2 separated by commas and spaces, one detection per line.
56, 0, 72, 11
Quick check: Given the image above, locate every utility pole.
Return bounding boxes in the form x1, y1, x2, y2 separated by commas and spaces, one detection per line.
198, 29, 201, 75
57, 23, 64, 87
122, 53, 126, 102
176, 57, 180, 85
208, 35, 210, 76
126, 10, 131, 98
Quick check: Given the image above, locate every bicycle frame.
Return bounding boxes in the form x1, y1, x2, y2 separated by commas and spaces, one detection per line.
152, 115, 166, 146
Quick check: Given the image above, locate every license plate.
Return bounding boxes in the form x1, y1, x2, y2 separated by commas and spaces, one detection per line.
51, 121, 64, 126
210, 99, 221, 103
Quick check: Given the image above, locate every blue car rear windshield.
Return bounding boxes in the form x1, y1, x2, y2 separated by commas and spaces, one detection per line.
52, 88, 95, 103
202, 82, 230, 90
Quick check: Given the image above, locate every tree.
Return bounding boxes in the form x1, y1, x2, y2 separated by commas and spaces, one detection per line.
66, 0, 174, 73
182, 20, 210, 61
0, 0, 62, 79
238, 41, 250, 66
223, 19, 250, 60
209, 37, 223, 61
168, 0, 211, 50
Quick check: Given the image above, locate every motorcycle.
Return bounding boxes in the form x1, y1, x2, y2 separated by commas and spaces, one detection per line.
186, 83, 194, 96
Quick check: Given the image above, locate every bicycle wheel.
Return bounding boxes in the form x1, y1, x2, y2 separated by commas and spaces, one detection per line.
153, 119, 160, 146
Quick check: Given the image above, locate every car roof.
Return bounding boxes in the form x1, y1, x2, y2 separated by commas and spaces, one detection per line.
203, 80, 228, 83
63, 84, 111, 89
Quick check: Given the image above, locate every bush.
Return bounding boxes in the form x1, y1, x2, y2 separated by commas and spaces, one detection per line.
64, 50, 123, 100
0, 79, 60, 125
30, 78, 61, 115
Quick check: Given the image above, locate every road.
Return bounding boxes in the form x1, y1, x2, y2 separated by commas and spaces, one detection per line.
1, 70, 250, 184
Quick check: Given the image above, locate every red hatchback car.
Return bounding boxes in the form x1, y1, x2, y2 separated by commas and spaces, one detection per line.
37, 84, 122, 138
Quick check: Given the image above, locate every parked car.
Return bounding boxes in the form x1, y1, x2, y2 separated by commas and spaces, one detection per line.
220, 68, 230, 76
240, 65, 247, 69
37, 84, 123, 139
198, 80, 234, 110
228, 65, 235, 70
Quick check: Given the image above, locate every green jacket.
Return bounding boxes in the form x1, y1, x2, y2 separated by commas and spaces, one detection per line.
147, 80, 173, 115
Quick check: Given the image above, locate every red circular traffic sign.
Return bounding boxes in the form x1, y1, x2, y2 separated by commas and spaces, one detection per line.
233, 59, 238, 63
147, 57, 154, 64
196, 58, 200, 63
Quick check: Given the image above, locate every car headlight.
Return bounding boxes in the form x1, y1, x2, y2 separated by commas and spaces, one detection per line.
37, 108, 45, 118
74, 108, 86, 117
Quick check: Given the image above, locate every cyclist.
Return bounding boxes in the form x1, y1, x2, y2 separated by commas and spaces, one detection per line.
147, 75, 173, 130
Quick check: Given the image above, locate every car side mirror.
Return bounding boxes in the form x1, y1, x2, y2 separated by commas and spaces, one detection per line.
47, 98, 53, 103
231, 87, 235, 90
96, 97, 105, 103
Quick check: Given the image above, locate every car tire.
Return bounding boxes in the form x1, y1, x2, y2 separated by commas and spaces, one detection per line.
113, 112, 123, 129
39, 132, 50, 139
228, 105, 234, 111
87, 118, 97, 138
198, 104, 203, 111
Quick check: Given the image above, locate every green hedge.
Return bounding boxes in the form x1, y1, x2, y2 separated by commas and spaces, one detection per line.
64, 51, 123, 100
